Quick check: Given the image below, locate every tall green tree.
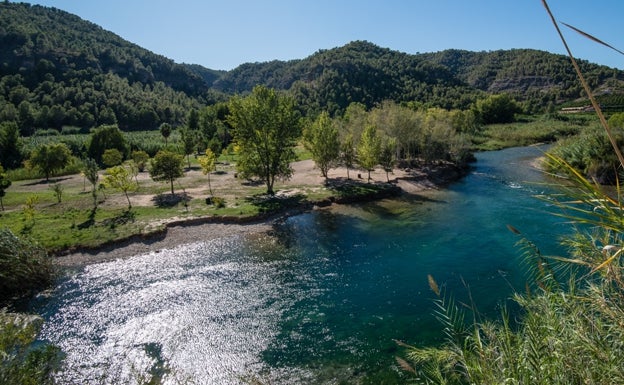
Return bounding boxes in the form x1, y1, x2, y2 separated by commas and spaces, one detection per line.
340, 134, 357, 180
87, 124, 128, 165
228, 85, 301, 195
29, 143, 72, 181
0, 165, 11, 211
179, 127, 195, 169
159, 123, 172, 146
149, 150, 184, 194
357, 125, 381, 182
379, 138, 396, 182
0, 121, 22, 169
304, 111, 340, 182
472, 93, 521, 124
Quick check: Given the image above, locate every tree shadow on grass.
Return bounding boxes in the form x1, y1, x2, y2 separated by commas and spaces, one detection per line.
152, 193, 191, 208
101, 210, 136, 228
245, 192, 307, 214
77, 208, 96, 229
77, 209, 136, 229
22, 176, 72, 186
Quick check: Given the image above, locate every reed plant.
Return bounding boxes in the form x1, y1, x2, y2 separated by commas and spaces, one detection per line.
398, 2, 624, 383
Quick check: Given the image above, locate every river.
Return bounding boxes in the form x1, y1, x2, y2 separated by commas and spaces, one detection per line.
33, 145, 572, 384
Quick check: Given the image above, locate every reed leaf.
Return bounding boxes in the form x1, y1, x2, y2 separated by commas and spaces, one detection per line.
560, 21, 624, 56
541, 0, 624, 169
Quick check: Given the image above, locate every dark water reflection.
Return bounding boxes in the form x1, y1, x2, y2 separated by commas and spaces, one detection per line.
34, 145, 571, 384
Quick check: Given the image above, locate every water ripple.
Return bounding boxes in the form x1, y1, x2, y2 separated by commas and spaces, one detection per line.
39, 236, 300, 384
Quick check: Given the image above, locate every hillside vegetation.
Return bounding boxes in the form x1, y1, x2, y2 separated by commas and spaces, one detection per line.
2, 2, 624, 136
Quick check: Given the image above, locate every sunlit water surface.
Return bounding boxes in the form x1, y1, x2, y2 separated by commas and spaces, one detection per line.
33, 146, 571, 384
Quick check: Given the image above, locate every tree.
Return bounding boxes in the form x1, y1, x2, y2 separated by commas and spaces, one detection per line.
29, 143, 72, 181
340, 134, 357, 180
0, 121, 22, 169
187, 109, 200, 131
198, 149, 217, 196
227, 85, 301, 195
179, 127, 195, 169
304, 111, 340, 181
379, 138, 396, 182
472, 94, 521, 124
160, 123, 172, 145
357, 125, 381, 182
103, 165, 136, 209
0, 165, 11, 211
87, 124, 128, 165
102, 148, 123, 167
149, 150, 184, 194
131, 150, 149, 172
50, 183, 63, 203
82, 158, 100, 209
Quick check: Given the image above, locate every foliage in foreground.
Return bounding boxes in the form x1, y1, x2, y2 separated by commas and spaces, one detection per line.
0, 228, 53, 304
398, 155, 624, 383
399, 10, 624, 383
0, 312, 60, 385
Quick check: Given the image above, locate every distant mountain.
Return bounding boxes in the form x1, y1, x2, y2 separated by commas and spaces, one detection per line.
2, 2, 624, 134
0, 2, 208, 132
419, 49, 624, 112
213, 41, 480, 114
215, 43, 624, 114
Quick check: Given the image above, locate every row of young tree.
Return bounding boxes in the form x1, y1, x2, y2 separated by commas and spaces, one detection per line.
1, 85, 484, 200
228, 86, 476, 195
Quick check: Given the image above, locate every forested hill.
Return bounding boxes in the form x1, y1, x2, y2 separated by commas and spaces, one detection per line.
217, 42, 624, 114
0, 2, 214, 132
3, 2, 624, 134
213, 41, 479, 115
419, 49, 624, 113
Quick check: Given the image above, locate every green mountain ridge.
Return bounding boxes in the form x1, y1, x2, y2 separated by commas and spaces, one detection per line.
2, 2, 624, 133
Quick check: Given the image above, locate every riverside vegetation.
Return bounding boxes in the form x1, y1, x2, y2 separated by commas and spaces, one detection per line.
396, 3, 624, 384
2, 1, 624, 383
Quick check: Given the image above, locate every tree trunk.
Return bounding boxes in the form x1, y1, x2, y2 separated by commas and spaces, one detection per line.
170, 179, 175, 194
124, 192, 132, 209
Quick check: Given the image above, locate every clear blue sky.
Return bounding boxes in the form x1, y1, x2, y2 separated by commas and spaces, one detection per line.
22, 0, 624, 71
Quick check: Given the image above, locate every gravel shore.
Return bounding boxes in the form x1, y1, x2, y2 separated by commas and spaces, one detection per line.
52, 161, 466, 269
53, 221, 274, 268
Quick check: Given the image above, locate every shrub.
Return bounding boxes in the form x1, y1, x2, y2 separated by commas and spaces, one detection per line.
0, 228, 53, 304
102, 148, 123, 167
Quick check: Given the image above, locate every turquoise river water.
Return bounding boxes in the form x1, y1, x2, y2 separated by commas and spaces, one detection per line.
33, 145, 572, 384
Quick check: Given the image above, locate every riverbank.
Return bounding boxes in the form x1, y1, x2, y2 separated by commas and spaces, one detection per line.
53, 161, 468, 268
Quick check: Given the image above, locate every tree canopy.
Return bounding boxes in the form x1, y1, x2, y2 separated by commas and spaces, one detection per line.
228, 85, 301, 195
149, 150, 184, 194
304, 111, 340, 180
0, 165, 11, 210
357, 125, 382, 182
102, 165, 136, 208
87, 125, 128, 165
28, 142, 72, 181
